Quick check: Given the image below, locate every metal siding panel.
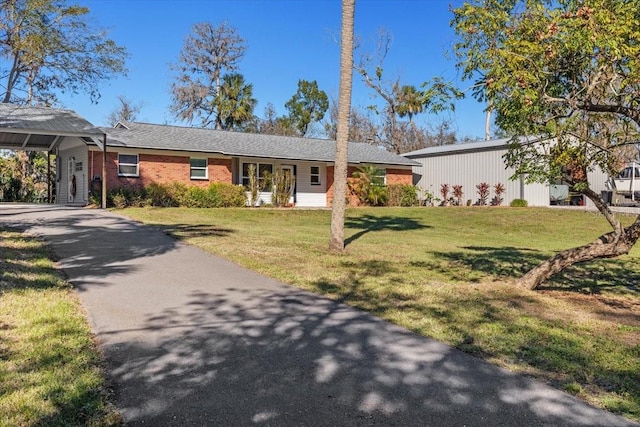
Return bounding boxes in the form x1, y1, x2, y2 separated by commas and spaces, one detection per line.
411, 147, 537, 205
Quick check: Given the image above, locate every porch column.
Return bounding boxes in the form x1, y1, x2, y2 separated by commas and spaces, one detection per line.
47, 151, 51, 203
102, 133, 107, 209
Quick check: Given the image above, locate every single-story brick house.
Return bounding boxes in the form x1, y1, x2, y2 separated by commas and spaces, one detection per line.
0, 104, 417, 208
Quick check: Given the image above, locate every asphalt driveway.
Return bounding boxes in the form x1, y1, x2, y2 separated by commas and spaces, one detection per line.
1, 203, 636, 426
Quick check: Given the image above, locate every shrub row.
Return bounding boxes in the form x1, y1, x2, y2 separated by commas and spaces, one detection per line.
349, 183, 420, 207
98, 182, 247, 208
438, 182, 509, 206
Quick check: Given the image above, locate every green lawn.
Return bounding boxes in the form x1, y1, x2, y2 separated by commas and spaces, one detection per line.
121, 206, 640, 421
0, 228, 121, 427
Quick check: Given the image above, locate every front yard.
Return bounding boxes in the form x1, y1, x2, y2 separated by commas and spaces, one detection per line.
0, 228, 121, 426
121, 206, 640, 421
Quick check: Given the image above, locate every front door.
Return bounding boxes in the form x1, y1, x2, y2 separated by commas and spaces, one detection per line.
281, 165, 295, 205
67, 157, 75, 202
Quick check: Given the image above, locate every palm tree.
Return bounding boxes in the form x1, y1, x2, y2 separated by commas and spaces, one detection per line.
329, 0, 355, 252
215, 73, 257, 130
396, 85, 424, 123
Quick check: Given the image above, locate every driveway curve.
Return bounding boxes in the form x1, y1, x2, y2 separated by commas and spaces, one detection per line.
1, 203, 637, 426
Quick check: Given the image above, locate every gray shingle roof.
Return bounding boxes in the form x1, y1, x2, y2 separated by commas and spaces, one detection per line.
102, 122, 418, 167
0, 104, 103, 151
0, 104, 102, 135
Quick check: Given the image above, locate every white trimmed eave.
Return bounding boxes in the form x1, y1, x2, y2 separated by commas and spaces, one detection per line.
0, 127, 105, 151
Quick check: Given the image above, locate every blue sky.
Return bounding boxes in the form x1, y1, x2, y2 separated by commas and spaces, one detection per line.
59, 0, 488, 139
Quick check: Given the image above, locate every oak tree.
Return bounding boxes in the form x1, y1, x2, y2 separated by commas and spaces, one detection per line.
284, 79, 329, 136
0, 0, 127, 105
107, 95, 142, 126
170, 21, 248, 129
452, 0, 640, 289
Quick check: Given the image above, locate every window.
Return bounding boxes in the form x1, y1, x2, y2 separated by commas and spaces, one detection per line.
75, 161, 83, 172
372, 168, 386, 186
118, 154, 139, 177
310, 166, 321, 185
242, 162, 273, 190
618, 167, 640, 179
190, 158, 208, 179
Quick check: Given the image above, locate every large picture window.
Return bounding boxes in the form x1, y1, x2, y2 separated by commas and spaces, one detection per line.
118, 154, 139, 177
190, 158, 208, 179
310, 166, 321, 185
242, 162, 273, 191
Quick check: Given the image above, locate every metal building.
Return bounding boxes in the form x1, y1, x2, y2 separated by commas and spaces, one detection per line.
403, 138, 610, 207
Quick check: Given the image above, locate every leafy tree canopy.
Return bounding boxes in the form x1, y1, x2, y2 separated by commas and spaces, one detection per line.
452, 0, 640, 188
452, 0, 640, 289
215, 73, 256, 131
284, 79, 329, 136
0, 0, 127, 105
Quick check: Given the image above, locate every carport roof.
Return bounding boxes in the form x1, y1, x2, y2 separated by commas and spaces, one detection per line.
0, 104, 104, 151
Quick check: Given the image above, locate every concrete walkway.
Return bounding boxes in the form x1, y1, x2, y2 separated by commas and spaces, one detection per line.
1, 203, 637, 426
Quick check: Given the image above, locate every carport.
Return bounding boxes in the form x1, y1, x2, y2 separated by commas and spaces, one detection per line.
0, 104, 108, 208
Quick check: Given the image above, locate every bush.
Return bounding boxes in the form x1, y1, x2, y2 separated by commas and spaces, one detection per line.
166, 182, 189, 206
106, 182, 246, 209
510, 198, 528, 207
111, 192, 128, 209
440, 183, 450, 202
146, 183, 178, 207
476, 182, 490, 205
107, 187, 146, 209
184, 186, 221, 208
209, 183, 246, 207
367, 185, 388, 206
492, 182, 505, 206
452, 185, 464, 206
387, 184, 419, 207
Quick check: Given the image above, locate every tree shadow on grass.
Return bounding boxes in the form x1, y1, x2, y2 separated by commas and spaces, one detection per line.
406, 246, 546, 284
544, 258, 640, 295
0, 207, 184, 292
344, 214, 430, 247
151, 223, 235, 240
429, 245, 640, 295
0, 228, 67, 291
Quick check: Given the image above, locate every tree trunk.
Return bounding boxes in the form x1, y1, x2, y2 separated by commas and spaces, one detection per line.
3, 53, 21, 103
517, 188, 640, 289
329, 0, 355, 252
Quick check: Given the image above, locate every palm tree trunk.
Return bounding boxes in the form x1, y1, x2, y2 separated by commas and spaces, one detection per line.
329, 0, 355, 252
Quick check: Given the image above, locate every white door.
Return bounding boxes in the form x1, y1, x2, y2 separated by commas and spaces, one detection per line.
68, 157, 75, 202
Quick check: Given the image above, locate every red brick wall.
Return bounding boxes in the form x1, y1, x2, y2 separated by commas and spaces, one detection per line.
89, 151, 233, 191
386, 168, 413, 185
326, 166, 361, 207
326, 166, 413, 207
